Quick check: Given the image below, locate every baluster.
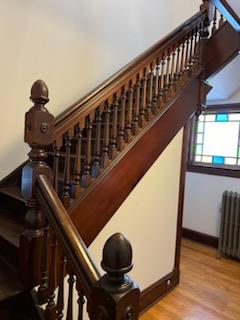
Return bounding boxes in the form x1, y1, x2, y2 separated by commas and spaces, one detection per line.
73, 123, 83, 197
152, 61, 159, 115
82, 115, 93, 188
184, 35, 190, 76
192, 26, 199, 70
187, 30, 194, 75
174, 45, 181, 89
212, 7, 217, 34
169, 48, 176, 96
163, 50, 171, 101
117, 87, 126, 150
38, 219, 49, 304
101, 101, 110, 167
132, 75, 141, 135
159, 55, 165, 108
139, 69, 147, 127
92, 108, 102, 177
56, 255, 67, 320
146, 64, 153, 120
76, 280, 85, 320
125, 81, 134, 142
46, 235, 57, 320
219, 14, 224, 28
110, 94, 119, 158
66, 273, 76, 320
53, 141, 61, 195
179, 38, 186, 81
62, 131, 73, 208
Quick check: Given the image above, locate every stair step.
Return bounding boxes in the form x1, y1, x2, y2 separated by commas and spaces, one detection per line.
0, 256, 24, 303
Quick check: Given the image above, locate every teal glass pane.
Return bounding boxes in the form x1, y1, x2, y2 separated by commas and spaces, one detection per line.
238, 146, 240, 158
216, 114, 228, 122
197, 122, 204, 133
213, 156, 224, 164
195, 144, 202, 155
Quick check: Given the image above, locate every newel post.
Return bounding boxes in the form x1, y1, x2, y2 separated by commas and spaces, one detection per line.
88, 233, 140, 320
20, 80, 54, 288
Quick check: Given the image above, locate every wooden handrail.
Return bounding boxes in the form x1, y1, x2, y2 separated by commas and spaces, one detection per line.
36, 174, 101, 300
210, 0, 240, 31
54, 10, 207, 138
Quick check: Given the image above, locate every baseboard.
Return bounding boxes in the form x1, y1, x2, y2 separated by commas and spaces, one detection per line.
140, 268, 179, 314
182, 228, 219, 248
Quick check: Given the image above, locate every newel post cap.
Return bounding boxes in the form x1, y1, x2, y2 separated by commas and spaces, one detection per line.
30, 79, 49, 105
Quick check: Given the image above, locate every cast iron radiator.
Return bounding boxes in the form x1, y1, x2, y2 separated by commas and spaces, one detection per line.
218, 191, 240, 259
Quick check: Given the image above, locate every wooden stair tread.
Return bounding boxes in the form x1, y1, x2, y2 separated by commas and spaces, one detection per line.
0, 256, 24, 302
0, 186, 24, 203
0, 207, 24, 248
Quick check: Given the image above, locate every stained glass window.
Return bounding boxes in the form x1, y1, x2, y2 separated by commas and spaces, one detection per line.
191, 110, 240, 167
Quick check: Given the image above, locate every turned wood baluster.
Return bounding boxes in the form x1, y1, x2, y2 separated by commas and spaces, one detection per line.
46, 235, 57, 320
82, 115, 93, 188
125, 81, 134, 142
159, 55, 165, 108
187, 30, 194, 74
174, 44, 181, 89
76, 280, 85, 320
37, 219, 49, 305
169, 48, 176, 96
117, 87, 126, 150
101, 101, 110, 167
146, 64, 153, 121
92, 108, 102, 177
139, 69, 147, 127
219, 14, 224, 28
184, 35, 190, 76
192, 26, 199, 69
152, 62, 159, 115
132, 75, 141, 135
73, 123, 83, 197
179, 38, 186, 80
56, 255, 67, 320
163, 50, 171, 101
212, 7, 217, 34
53, 141, 61, 196
110, 94, 119, 158
62, 131, 73, 209
66, 273, 76, 320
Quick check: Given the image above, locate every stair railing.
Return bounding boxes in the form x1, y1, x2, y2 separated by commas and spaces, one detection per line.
20, 80, 140, 320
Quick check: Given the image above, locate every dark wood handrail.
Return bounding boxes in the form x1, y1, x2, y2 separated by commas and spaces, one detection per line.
36, 174, 101, 299
210, 0, 240, 31
54, 10, 207, 138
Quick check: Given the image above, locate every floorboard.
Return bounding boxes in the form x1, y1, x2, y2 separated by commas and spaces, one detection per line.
141, 239, 240, 320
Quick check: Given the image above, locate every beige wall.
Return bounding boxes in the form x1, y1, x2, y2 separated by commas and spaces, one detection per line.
89, 129, 183, 290
0, 0, 200, 180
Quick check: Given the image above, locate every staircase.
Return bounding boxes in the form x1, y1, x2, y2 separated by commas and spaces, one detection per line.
0, 1, 239, 319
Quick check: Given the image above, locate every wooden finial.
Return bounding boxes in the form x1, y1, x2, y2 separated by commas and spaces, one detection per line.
101, 233, 133, 278
30, 79, 49, 106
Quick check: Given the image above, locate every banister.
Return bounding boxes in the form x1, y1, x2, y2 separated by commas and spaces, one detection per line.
36, 173, 101, 299
209, 0, 240, 31
54, 10, 208, 139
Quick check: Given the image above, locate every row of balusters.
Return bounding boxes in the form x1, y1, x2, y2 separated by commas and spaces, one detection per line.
37, 230, 86, 320
211, 5, 225, 35
48, 22, 206, 209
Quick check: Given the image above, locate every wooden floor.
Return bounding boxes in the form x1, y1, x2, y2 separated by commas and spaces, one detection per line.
141, 239, 240, 320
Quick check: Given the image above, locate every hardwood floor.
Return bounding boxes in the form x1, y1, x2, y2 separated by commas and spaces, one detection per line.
141, 239, 240, 320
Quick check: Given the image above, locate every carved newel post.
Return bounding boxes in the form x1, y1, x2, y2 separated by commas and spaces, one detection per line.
89, 233, 140, 320
20, 80, 54, 288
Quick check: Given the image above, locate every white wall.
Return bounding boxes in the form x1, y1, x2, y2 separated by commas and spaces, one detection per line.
0, 0, 200, 180
89, 129, 183, 290
183, 172, 240, 237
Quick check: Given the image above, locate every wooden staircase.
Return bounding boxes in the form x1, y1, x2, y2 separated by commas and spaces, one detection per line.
0, 1, 239, 319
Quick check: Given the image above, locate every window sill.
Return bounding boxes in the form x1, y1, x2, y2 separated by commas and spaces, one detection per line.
187, 163, 240, 178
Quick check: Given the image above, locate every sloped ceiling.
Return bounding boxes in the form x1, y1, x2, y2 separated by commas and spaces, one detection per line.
227, 0, 240, 18
207, 54, 240, 101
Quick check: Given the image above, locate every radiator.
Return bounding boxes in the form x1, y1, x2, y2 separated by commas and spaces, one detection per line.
218, 191, 240, 260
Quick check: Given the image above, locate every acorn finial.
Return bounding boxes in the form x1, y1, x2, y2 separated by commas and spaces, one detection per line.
101, 233, 133, 277
30, 79, 49, 105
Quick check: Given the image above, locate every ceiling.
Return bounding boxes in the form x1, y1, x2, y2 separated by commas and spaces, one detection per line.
207, 54, 240, 101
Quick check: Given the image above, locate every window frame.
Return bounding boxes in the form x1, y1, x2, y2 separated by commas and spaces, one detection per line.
187, 103, 240, 178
